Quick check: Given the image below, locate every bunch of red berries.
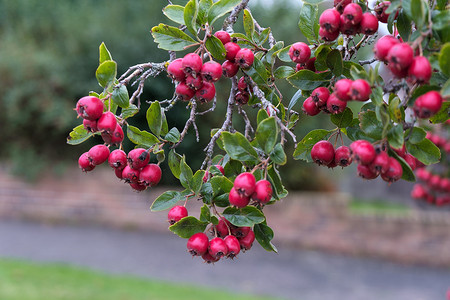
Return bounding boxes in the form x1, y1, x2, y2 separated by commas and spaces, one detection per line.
229, 172, 273, 208
310, 140, 352, 169
288, 42, 317, 73
413, 168, 450, 206
236, 76, 252, 105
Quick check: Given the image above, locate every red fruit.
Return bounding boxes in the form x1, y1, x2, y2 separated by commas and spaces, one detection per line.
127, 148, 150, 170
231, 226, 251, 238
305, 57, 317, 72
83, 119, 98, 133
327, 93, 347, 114
381, 157, 403, 183
288, 42, 311, 64
370, 151, 390, 174
216, 218, 232, 237
185, 75, 203, 90
311, 87, 330, 107
311, 140, 335, 166
202, 252, 220, 264
182, 53, 203, 77
167, 205, 188, 225
224, 42, 241, 61
404, 154, 417, 171
108, 149, 127, 170
342, 3, 363, 25
76, 96, 104, 121
229, 187, 250, 208
187, 232, 209, 256
334, 0, 352, 13
374, 36, 399, 62
408, 56, 432, 84
139, 164, 162, 186
340, 15, 360, 35
439, 178, 450, 192
428, 174, 441, 190
319, 9, 341, 33
167, 58, 185, 82
203, 164, 225, 182
235, 91, 250, 105
413, 91, 443, 118
87, 145, 110, 165
392, 144, 406, 158
357, 164, 379, 180
374, 1, 392, 23
233, 172, 256, 197
319, 27, 340, 41
350, 140, 376, 165
176, 82, 195, 101
334, 79, 353, 101
224, 235, 240, 258
201, 61, 222, 82
416, 168, 431, 181
97, 112, 117, 134
387, 43, 414, 76
122, 165, 140, 183
222, 60, 239, 77
238, 229, 255, 251
351, 79, 372, 102
238, 77, 249, 92
208, 237, 228, 259
235, 48, 255, 69
195, 82, 216, 103
114, 167, 123, 179
411, 184, 427, 199
78, 152, 95, 172
335, 146, 352, 167
360, 13, 379, 35
109, 124, 124, 145
436, 196, 450, 206
214, 31, 231, 45
302, 97, 321, 116
251, 180, 273, 204
129, 182, 147, 191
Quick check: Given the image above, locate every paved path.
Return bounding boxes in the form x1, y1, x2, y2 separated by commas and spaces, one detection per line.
0, 220, 449, 300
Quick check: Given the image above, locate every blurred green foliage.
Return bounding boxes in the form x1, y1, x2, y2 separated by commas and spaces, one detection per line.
0, 0, 333, 190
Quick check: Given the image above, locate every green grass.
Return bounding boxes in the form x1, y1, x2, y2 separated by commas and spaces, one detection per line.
0, 259, 281, 300
348, 198, 410, 216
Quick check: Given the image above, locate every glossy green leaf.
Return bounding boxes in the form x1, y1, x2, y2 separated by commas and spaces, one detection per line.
298, 3, 318, 43
406, 139, 441, 165
293, 129, 330, 162
222, 206, 265, 227
343, 61, 365, 78
111, 85, 129, 108
254, 27, 271, 46
359, 110, 383, 140
165, 127, 181, 144
254, 223, 278, 253
243, 9, 255, 39
199, 204, 212, 223
396, 11, 411, 41
151, 23, 197, 51
442, 78, 450, 97
96, 60, 117, 88
222, 131, 259, 163
244, 56, 268, 86
267, 165, 288, 199
349, 64, 369, 81
197, 0, 213, 24
146, 101, 163, 136
169, 216, 208, 238
370, 86, 384, 107
168, 149, 182, 179
191, 170, 205, 195
208, 0, 242, 26
257, 109, 269, 124
388, 97, 404, 122
287, 70, 332, 91
67, 125, 93, 145
163, 5, 186, 25
274, 66, 295, 79
432, 10, 450, 31
184, 0, 198, 35
387, 124, 404, 149
126, 125, 159, 148
121, 104, 139, 120
404, 127, 426, 144
429, 101, 450, 124
330, 107, 353, 128
439, 43, 450, 76
270, 143, 287, 165
210, 175, 234, 196
288, 89, 302, 112
326, 49, 343, 76
99, 42, 112, 64
180, 157, 194, 190
150, 190, 184, 211
256, 117, 278, 154
410, 0, 426, 28
205, 35, 226, 60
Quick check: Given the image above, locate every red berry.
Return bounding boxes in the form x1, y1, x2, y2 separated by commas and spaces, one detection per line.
428, 174, 441, 190
357, 164, 379, 180
233, 172, 256, 197
381, 157, 403, 183
97, 112, 117, 134
224, 235, 240, 258
334, 79, 353, 101
374, 1, 392, 23
114, 167, 123, 179
238, 229, 255, 251
229, 187, 250, 208
302, 97, 321, 116
392, 144, 406, 158
203, 164, 225, 182
76, 96, 104, 120
201, 61, 222, 82
238, 77, 249, 92
327, 93, 347, 114
340, 15, 360, 35
407, 56, 432, 84
78, 152, 95, 172
127, 148, 150, 170
139, 164, 162, 186
334, 146, 352, 167
416, 168, 431, 181
167, 58, 185, 82
182, 53, 203, 77
83, 119, 98, 133
224, 42, 241, 61
311, 140, 335, 166
319, 27, 340, 41
231, 226, 251, 238
109, 124, 124, 145
311, 87, 330, 107
369, 151, 390, 174
176, 82, 195, 101
87, 145, 110, 165
342, 3, 363, 25
208, 237, 228, 259
216, 218, 232, 237
251, 180, 273, 204
350, 140, 376, 165
202, 252, 220, 264
288, 42, 311, 64
235, 48, 255, 69
319, 9, 341, 33
129, 181, 147, 191
360, 13, 379, 35
439, 178, 450, 192
235, 91, 250, 105
108, 149, 127, 170
404, 153, 417, 171
167, 205, 188, 225
334, 0, 351, 13
351, 79, 372, 102
195, 81, 216, 103
387, 43, 414, 76
305, 57, 317, 72
222, 60, 239, 77
374, 36, 399, 62
411, 184, 427, 199
122, 165, 140, 183
185, 75, 203, 90
413, 91, 443, 118
187, 232, 209, 256
214, 30, 231, 45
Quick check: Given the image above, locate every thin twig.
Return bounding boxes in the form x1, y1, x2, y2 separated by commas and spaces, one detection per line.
173, 100, 198, 148
238, 106, 254, 139
222, 0, 250, 32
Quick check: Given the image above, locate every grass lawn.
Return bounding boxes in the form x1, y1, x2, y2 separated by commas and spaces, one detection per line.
0, 259, 281, 300
348, 198, 411, 216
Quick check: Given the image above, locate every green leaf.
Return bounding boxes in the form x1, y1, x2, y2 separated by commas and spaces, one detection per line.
191, 170, 205, 195
222, 131, 259, 163
274, 66, 295, 79
406, 139, 441, 165
330, 107, 353, 128
387, 124, 404, 149
293, 129, 330, 162
210, 176, 234, 196
276, 45, 292, 62
359, 110, 383, 140
442, 79, 450, 97
298, 3, 318, 43
127, 125, 159, 148
165, 127, 181, 144
150, 190, 184, 211
429, 101, 450, 124
197, 0, 213, 24
326, 49, 343, 76
350, 65, 369, 81
396, 11, 411, 41
184, 0, 198, 35
205, 35, 226, 60
254, 223, 278, 253
207, 0, 242, 26
99, 42, 112, 64
111, 85, 129, 108
287, 70, 332, 91
410, 0, 426, 29
255, 117, 278, 154
254, 27, 271, 46
387, 150, 416, 182
388, 97, 404, 122
371, 86, 384, 106
168, 149, 182, 179
404, 127, 426, 144
439, 43, 450, 76
222, 206, 265, 227
269, 143, 287, 165
121, 104, 139, 120
343, 61, 365, 78
432, 10, 450, 31
199, 204, 211, 223
244, 56, 268, 85
169, 216, 207, 238
257, 109, 269, 124
96, 60, 117, 88
180, 157, 194, 190
154, 149, 165, 163
243, 9, 255, 39
163, 5, 186, 25
267, 165, 288, 199
67, 124, 93, 145
146, 101, 163, 136
151, 23, 197, 51
288, 89, 302, 112
160, 109, 169, 136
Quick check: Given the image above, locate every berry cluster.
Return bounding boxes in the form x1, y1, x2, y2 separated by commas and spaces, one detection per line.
215, 31, 255, 77
413, 169, 450, 206
311, 140, 352, 168
229, 172, 273, 208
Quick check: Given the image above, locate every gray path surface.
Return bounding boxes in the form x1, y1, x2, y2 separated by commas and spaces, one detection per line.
0, 220, 449, 300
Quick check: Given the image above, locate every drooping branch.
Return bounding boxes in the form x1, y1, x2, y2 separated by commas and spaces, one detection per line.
173, 100, 199, 148
222, 0, 250, 32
